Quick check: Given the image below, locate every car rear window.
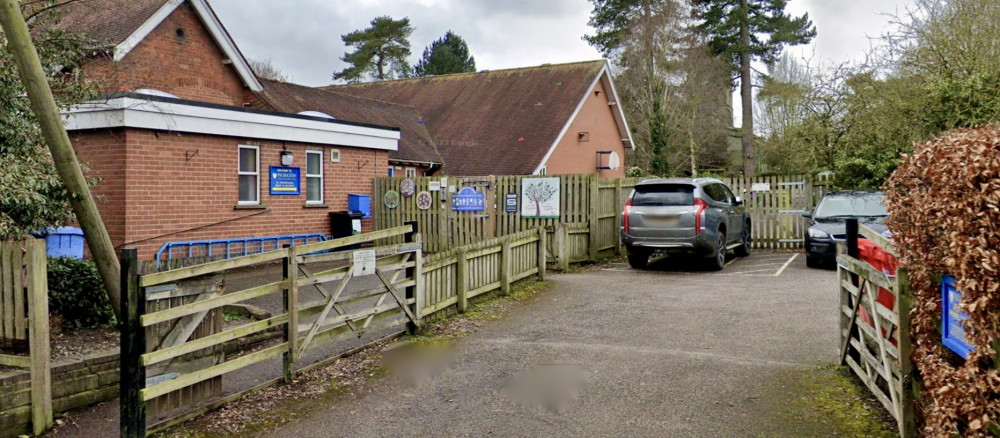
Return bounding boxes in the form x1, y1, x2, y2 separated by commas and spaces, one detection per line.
632, 184, 694, 206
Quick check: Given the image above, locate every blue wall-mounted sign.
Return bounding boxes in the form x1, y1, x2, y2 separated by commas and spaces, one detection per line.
269, 166, 300, 196
942, 275, 973, 359
452, 187, 485, 212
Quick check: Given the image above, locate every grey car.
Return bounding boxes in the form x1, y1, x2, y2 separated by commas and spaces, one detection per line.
620, 178, 752, 270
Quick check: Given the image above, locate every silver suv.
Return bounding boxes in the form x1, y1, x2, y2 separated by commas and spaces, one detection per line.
620, 178, 751, 270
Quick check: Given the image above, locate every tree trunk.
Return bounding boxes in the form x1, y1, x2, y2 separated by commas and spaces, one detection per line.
739, 0, 757, 177
0, 0, 122, 319
689, 124, 698, 177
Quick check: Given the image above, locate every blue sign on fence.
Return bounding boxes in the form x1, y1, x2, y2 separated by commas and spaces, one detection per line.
942, 275, 973, 359
269, 166, 300, 196
452, 187, 485, 212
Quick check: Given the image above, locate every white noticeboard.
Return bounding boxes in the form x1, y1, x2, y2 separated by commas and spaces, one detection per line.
428, 181, 441, 192
751, 182, 771, 192
352, 249, 376, 277
520, 177, 560, 219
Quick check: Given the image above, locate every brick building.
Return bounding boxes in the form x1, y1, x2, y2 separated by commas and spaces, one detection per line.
54, 0, 402, 259
326, 61, 635, 177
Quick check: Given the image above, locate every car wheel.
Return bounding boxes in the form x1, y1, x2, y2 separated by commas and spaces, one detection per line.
706, 232, 726, 271
806, 255, 821, 268
734, 222, 751, 257
627, 247, 649, 269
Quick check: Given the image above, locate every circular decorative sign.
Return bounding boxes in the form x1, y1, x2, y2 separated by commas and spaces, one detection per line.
416, 191, 433, 210
383, 190, 400, 209
400, 179, 416, 198
608, 151, 621, 170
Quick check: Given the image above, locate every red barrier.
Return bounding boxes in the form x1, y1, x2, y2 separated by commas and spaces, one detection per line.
856, 238, 899, 346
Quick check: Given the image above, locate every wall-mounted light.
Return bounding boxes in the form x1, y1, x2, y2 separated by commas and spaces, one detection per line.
280, 150, 294, 166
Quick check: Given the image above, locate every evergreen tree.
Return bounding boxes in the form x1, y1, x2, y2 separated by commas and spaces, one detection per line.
333, 16, 413, 83
692, 0, 815, 176
413, 31, 476, 76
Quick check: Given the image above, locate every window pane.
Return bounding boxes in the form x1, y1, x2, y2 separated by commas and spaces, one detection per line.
239, 175, 257, 202
307, 152, 321, 175
307, 177, 322, 202
239, 148, 257, 173
632, 184, 693, 206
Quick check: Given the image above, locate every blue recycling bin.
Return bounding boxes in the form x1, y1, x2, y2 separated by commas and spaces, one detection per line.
45, 227, 85, 259
348, 194, 371, 219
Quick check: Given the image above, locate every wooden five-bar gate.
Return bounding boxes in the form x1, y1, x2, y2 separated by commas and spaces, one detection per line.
837, 222, 915, 437
120, 223, 549, 436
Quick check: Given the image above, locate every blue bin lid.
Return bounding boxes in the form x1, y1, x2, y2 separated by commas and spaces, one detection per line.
47, 226, 84, 236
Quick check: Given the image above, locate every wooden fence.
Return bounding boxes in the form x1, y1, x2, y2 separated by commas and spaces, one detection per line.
120, 222, 552, 436
0, 240, 52, 436
374, 173, 832, 254
837, 223, 915, 437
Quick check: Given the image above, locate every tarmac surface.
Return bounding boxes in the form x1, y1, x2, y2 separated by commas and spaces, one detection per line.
259, 251, 843, 437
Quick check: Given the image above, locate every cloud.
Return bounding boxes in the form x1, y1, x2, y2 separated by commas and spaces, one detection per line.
210, 0, 601, 86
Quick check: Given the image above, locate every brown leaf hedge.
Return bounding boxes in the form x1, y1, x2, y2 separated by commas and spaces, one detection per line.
885, 125, 1000, 436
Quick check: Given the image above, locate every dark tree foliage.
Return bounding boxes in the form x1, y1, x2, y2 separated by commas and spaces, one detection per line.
333, 16, 414, 83
413, 31, 476, 77
692, 0, 815, 176
0, 9, 98, 239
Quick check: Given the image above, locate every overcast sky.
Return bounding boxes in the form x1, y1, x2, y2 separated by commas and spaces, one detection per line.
209, 0, 915, 87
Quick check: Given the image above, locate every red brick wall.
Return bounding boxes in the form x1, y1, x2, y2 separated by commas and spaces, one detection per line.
73, 128, 387, 260
71, 130, 128, 247
544, 79, 626, 178
82, 3, 249, 107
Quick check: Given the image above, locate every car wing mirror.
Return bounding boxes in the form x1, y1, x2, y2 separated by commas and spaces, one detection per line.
734, 196, 743, 205
802, 211, 813, 219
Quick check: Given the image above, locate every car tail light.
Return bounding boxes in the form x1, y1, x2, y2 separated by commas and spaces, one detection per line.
623, 198, 633, 234
694, 198, 708, 235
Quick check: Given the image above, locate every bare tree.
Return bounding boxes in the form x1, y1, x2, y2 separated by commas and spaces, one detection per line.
249, 57, 289, 82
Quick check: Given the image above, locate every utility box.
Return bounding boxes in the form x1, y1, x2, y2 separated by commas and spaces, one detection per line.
45, 227, 85, 259
348, 194, 371, 219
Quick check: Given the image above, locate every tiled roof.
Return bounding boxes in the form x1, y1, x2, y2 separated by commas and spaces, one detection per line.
325, 60, 607, 176
254, 80, 442, 165
40, 0, 169, 46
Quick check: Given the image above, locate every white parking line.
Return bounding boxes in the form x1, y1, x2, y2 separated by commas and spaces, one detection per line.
774, 254, 799, 277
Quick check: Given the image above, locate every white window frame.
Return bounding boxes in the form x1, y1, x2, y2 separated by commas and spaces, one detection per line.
306, 150, 324, 204
238, 145, 260, 205
405, 167, 417, 178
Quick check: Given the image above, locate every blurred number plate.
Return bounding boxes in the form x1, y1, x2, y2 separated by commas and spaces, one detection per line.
646, 216, 679, 227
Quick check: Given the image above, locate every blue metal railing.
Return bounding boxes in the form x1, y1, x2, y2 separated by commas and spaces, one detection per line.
155, 233, 329, 268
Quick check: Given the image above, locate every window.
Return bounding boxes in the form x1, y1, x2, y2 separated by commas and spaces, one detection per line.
703, 184, 731, 204
306, 150, 323, 204
238, 145, 259, 205
632, 184, 694, 206
405, 167, 417, 178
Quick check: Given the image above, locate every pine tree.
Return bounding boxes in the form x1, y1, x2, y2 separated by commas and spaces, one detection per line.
333, 16, 414, 83
413, 31, 476, 76
693, 0, 815, 176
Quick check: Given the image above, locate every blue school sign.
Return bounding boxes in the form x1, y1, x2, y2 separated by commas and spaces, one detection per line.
452, 187, 485, 212
269, 166, 300, 195
942, 275, 973, 359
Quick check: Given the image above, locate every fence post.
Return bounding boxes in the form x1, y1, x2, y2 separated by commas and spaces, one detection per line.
614, 178, 623, 256
557, 223, 570, 271
588, 175, 599, 262
537, 227, 546, 282
896, 267, 916, 438
404, 223, 420, 333
413, 233, 424, 321
119, 248, 145, 438
456, 248, 468, 313
26, 239, 51, 435
282, 244, 298, 383
500, 237, 512, 295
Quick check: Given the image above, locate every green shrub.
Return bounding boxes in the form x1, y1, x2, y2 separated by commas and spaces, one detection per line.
625, 167, 647, 178
47, 257, 115, 329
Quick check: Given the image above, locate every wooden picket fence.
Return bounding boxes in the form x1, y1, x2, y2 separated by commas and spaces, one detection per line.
0, 240, 53, 436
374, 173, 832, 254
837, 223, 915, 437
